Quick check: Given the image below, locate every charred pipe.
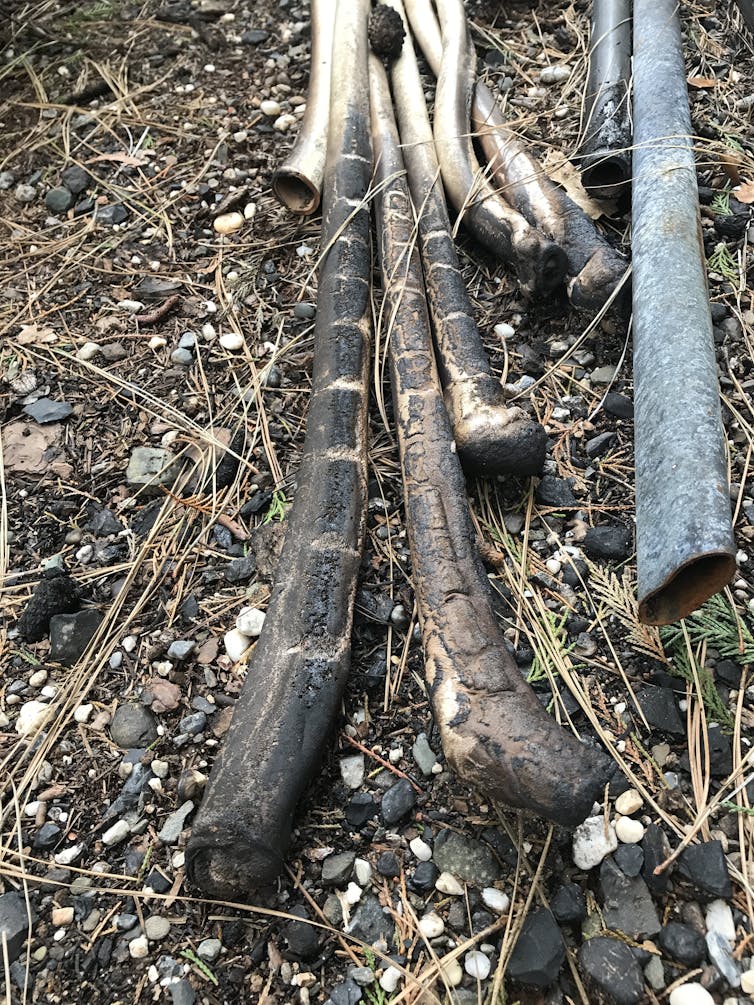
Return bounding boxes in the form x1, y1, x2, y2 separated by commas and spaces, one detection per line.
384, 0, 546, 476
579, 0, 632, 199
404, 0, 567, 297
369, 54, 611, 827
186, 0, 373, 899
632, 0, 735, 626
471, 81, 628, 311
271, 0, 336, 214
735, 0, 754, 32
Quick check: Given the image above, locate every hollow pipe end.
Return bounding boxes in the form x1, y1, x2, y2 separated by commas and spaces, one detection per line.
638, 551, 737, 626
271, 168, 322, 215
568, 248, 630, 313
523, 241, 569, 298
186, 829, 284, 900
580, 153, 632, 202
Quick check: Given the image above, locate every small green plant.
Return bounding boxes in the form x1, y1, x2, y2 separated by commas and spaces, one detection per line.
262, 488, 289, 524
364, 985, 388, 1005
707, 242, 739, 283
710, 189, 732, 216
180, 949, 219, 986
527, 610, 569, 684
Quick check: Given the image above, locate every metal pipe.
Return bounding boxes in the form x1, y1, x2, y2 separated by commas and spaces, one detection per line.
735, 1, 754, 32
579, 0, 632, 200
186, 0, 373, 899
369, 53, 612, 828
271, 0, 336, 214
404, 0, 568, 297
632, 0, 735, 625
385, 0, 546, 476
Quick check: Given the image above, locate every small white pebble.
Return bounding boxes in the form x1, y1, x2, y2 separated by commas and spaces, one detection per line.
494, 322, 515, 339
345, 882, 362, 905
481, 887, 510, 914
615, 816, 645, 844
540, 64, 570, 85
418, 912, 444, 939
224, 628, 251, 663
74, 704, 93, 724
102, 819, 130, 846
28, 669, 48, 688
273, 113, 297, 132
440, 958, 463, 986
409, 836, 432, 862
260, 99, 281, 117
219, 332, 245, 352
379, 966, 401, 994
51, 906, 74, 927
129, 936, 149, 959
203, 300, 217, 314
388, 746, 403, 764
668, 984, 715, 1005
122, 635, 137, 653
148, 336, 167, 350
464, 950, 491, 980
24, 801, 41, 817
740, 970, 754, 995
16, 701, 52, 737
213, 212, 244, 235
235, 607, 265, 637
244, 202, 257, 220
435, 872, 464, 896
545, 558, 562, 576
76, 342, 101, 361
117, 299, 145, 314
615, 789, 643, 816
201, 322, 217, 340
354, 858, 371, 887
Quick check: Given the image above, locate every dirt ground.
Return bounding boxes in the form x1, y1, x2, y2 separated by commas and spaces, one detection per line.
1, 2, 754, 1004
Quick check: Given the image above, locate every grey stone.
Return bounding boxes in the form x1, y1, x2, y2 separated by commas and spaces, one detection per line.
170, 347, 193, 366
614, 843, 644, 877
380, 778, 416, 825
61, 165, 91, 194
167, 639, 195, 660
508, 909, 565, 985
145, 915, 171, 941
197, 938, 221, 962
0, 892, 36, 962
110, 703, 158, 749
644, 954, 665, 991
178, 332, 196, 348
591, 365, 617, 384
15, 183, 36, 203
293, 302, 316, 319
412, 733, 437, 775
45, 186, 75, 214
282, 905, 320, 960
178, 711, 206, 735
579, 936, 644, 1005
346, 896, 395, 949
586, 432, 616, 458
330, 978, 362, 1005
0, 170, 15, 189
49, 609, 103, 664
225, 553, 256, 583
603, 391, 634, 419
169, 980, 197, 1005
658, 922, 706, 966
678, 841, 732, 898
23, 398, 73, 423
158, 801, 194, 844
126, 447, 179, 488
88, 508, 122, 536
600, 856, 661, 938
95, 203, 128, 225
433, 830, 501, 886
348, 967, 375, 986
322, 851, 356, 887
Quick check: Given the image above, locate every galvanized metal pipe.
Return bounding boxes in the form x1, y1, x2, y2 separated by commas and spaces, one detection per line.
735, 0, 754, 31
580, 0, 632, 199
632, 0, 735, 625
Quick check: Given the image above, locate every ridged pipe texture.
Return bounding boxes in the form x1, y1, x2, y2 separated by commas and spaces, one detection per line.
186, 0, 373, 899
404, 0, 568, 297
385, 0, 546, 477
271, 0, 336, 214
632, 0, 735, 625
579, 0, 632, 199
370, 53, 612, 828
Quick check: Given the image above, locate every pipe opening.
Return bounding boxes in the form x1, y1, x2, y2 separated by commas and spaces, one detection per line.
639, 552, 736, 626
271, 170, 321, 215
582, 156, 631, 199
539, 247, 568, 293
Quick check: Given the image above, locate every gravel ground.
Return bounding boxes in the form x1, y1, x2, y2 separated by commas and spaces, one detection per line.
1, 2, 754, 1004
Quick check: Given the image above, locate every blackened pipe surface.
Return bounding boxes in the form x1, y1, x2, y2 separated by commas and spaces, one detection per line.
632, 0, 735, 626
369, 55, 611, 828
385, 0, 546, 476
580, 0, 632, 199
186, 0, 373, 899
735, 0, 754, 31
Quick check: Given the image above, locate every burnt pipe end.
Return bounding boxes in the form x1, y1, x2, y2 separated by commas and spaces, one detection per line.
186, 830, 284, 901
271, 168, 321, 216
528, 241, 569, 298
455, 410, 547, 478
581, 153, 632, 203
568, 246, 630, 313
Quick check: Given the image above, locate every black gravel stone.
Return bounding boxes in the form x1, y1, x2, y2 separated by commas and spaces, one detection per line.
600, 857, 660, 939
376, 851, 401, 878
95, 203, 128, 225
709, 302, 728, 323
23, 397, 74, 423
658, 921, 707, 966
61, 165, 91, 194
88, 508, 122, 536
169, 980, 197, 1005
224, 553, 257, 583
380, 778, 416, 825
17, 573, 80, 641
582, 524, 632, 560
347, 896, 395, 948
508, 908, 565, 985
579, 936, 644, 1005
715, 659, 741, 687
282, 905, 320, 961
641, 823, 672, 895
322, 851, 356, 887
33, 822, 62, 849
45, 186, 75, 214
707, 724, 733, 777
110, 703, 158, 749
536, 475, 577, 508
408, 861, 439, 892
550, 883, 586, 924
145, 868, 172, 894
562, 558, 588, 588
677, 840, 732, 898
603, 391, 634, 419
49, 609, 104, 664
634, 686, 684, 735
0, 892, 36, 962
614, 843, 644, 878
586, 431, 616, 458
345, 793, 377, 828
241, 28, 269, 44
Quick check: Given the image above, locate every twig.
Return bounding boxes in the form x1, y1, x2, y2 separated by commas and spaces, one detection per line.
134, 295, 180, 325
